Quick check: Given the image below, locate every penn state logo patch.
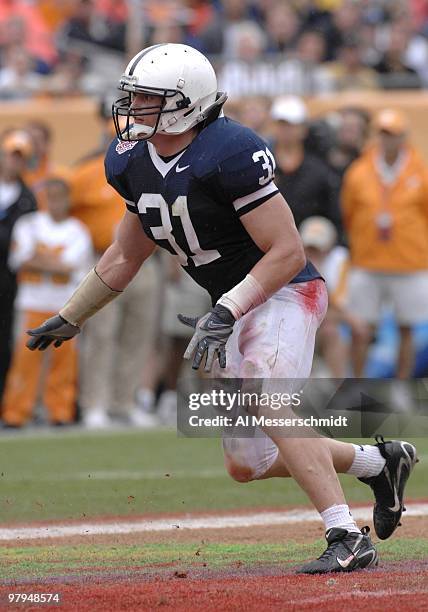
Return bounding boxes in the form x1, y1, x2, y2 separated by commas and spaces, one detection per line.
116, 140, 138, 154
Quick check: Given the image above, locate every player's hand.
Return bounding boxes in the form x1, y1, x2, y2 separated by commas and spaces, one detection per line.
26, 315, 80, 351
177, 304, 235, 372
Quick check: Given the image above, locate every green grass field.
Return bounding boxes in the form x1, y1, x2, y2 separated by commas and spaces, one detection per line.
3, 538, 428, 582
0, 428, 427, 523
1, 428, 427, 610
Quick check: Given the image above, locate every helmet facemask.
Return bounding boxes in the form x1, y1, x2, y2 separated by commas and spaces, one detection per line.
112, 80, 192, 141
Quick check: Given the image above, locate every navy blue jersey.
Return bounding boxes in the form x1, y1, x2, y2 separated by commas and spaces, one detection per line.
105, 117, 321, 303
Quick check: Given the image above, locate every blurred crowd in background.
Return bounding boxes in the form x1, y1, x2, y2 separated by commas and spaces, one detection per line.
1, 0, 428, 98
1, 0, 428, 430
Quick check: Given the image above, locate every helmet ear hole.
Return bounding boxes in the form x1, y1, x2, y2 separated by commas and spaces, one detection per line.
183, 108, 195, 118
176, 96, 191, 110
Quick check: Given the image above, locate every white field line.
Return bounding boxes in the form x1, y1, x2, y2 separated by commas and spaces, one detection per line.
2, 469, 226, 482
1, 503, 428, 542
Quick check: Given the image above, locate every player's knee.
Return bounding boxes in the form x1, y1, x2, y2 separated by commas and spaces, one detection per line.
224, 457, 254, 483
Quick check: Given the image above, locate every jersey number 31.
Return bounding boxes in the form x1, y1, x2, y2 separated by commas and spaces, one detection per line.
137, 193, 221, 267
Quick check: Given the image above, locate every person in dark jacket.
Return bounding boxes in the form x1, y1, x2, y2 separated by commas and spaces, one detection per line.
0, 130, 37, 401
270, 96, 343, 241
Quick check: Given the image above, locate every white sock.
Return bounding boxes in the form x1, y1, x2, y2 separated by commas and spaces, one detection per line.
347, 444, 386, 479
320, 504, 360, 533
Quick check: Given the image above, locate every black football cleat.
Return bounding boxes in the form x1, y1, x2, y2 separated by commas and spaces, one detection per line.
296, 526, 378, 575
359, 436, 418, 540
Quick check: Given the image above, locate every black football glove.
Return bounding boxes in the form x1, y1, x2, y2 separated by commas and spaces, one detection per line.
26, 315, 80, 351
178, 304, 235, 372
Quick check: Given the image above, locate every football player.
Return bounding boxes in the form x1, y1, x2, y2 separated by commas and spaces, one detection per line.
26, 44, 417, 574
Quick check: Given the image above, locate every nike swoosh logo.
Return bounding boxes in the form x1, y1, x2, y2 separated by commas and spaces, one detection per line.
176, 164, 190, 173
358, 549, 378, 564
206, 321, 227, 330
389, 486, 401, 512
388, 454, 408, 512
337, 548, 360, 568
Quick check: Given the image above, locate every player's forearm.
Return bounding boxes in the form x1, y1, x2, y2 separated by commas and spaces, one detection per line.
217, 243, 305, 320
249, 242, 306, 297
95, 240, 144, 291
59, 211, 154, 327
228, 193, 306, 318
59, 241, 146, 327
59, 268, 122, 327
95, 209, 155, 290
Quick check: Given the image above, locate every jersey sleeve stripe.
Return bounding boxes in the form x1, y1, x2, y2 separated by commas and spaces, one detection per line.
236, 189, 279, 217
125, 199, 137, 213
232, 182, 278, 212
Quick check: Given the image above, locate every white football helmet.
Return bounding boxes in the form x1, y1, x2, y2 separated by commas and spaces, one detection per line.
112, 43, 227, 141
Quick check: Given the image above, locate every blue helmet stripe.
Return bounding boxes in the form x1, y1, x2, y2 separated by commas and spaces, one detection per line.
128, 44, 167, 76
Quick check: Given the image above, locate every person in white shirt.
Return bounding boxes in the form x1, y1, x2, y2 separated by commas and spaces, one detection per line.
299, 216, 368, 377
1, 178, 92, 427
